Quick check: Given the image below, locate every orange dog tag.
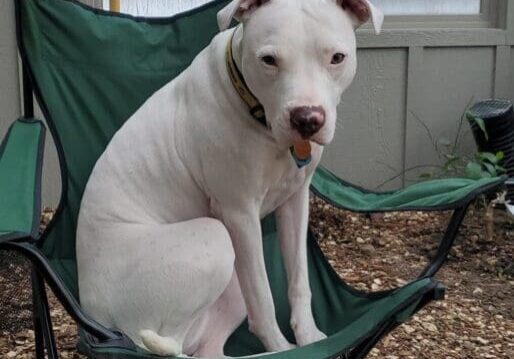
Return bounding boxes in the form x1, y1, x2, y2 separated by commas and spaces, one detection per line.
293, 141, 312, 160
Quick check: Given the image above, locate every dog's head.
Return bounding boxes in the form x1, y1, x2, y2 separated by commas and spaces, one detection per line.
218, 0, 383, 147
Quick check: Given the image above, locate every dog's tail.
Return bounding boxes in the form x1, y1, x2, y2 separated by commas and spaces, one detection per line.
140, 329, 182, 357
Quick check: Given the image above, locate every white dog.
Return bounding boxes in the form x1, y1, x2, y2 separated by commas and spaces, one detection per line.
76, 0, 383, 357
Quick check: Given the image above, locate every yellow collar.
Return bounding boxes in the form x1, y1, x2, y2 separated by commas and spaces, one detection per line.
225, 30, 267, 127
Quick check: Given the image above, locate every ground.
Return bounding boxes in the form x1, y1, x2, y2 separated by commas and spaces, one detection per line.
0, 199, 513, 358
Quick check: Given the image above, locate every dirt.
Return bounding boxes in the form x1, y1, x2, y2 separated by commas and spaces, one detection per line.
0, 200, 513, 358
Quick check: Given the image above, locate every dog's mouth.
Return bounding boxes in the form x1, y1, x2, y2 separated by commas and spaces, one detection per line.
286, 132, 328, 148
292, 133, 329, 146
311, 138, 328, 146
286, 119, 331, 147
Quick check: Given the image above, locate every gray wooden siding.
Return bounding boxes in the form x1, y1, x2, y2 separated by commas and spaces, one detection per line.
0, 1, 20, 137
324, 49, 408, 188
35, 102, 62, 208
1, 1, 514, 205
402, 47, 496, 186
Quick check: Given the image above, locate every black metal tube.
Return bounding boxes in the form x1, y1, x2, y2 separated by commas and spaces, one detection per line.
31, 268, 46, 359
32, 268, 59, 359
22, 63, 34, 118
351, 321, 397, 359
418, 206, 469, 278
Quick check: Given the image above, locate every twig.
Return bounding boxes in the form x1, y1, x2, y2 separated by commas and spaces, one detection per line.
485, 191, 507, 242
376, 160, 398, 173
410, 110, 438, 153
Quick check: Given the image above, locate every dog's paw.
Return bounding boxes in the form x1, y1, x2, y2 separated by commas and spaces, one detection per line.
263, 336, 296, 353
291, 317, 327, 347
254, 329, 295, 353
270, 341, 296, 353
295, 326, 327, 346
249, 320, 296, 353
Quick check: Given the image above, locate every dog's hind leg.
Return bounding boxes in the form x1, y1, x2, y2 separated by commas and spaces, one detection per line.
183, 270, 247, 357
78, 217, 235, 357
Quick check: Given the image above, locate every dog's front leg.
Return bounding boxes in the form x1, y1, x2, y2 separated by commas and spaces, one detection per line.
276, 182, 327, 346
222, 208, 295, 352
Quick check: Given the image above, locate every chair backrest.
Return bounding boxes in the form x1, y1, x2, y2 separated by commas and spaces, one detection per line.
18, 0, 229, 297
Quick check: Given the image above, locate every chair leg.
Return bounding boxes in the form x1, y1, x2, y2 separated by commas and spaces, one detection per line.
350, 321, 397, 359
31, 266, 59, 359
418, 205, 469, 279
32, 268, 46, 359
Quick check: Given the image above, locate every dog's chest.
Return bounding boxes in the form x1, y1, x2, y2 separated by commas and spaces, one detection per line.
260, 160, 309, 217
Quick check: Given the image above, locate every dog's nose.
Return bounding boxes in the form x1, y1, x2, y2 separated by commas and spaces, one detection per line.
290, 106, 326, 139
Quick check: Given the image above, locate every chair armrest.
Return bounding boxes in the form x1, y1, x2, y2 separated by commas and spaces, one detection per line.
0, 118, 45, 241
311, 166, 506, 213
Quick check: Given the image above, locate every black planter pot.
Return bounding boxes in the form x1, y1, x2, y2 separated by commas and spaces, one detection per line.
468, 99, 514, 149
467, 99, 514, 199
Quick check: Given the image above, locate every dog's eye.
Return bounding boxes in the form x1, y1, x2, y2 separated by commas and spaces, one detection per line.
331, 53, 346, 65
261, 55, 277, 67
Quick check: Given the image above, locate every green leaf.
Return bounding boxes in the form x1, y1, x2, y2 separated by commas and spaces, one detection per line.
496, 165, 507, 174
478, 152, 499, 165
483, 162, 497, 177
496, 151, 505, 162
465, 162, 484, 180
444, 156, 460, 169
480, 171, 493, 179
469, 116, 489, 141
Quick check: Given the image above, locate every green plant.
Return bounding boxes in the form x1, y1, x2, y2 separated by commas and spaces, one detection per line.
467, 115, 489, 141
376, 100, 506, 189
465, 152, 506, 179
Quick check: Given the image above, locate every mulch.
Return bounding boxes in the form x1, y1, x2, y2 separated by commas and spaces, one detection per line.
1, 200, 512, 358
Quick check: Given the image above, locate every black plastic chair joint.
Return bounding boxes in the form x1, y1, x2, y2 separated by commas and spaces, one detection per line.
432, 283, 446, 301
81, 330, 138, 351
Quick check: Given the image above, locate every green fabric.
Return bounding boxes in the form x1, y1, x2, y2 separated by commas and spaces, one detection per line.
17, 0, 499, 358
0, 119, 43, 237
312, 166, 505, 213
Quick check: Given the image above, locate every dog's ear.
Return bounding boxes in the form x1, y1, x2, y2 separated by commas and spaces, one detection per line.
217, 0, 271, 31
337, 0, 384, 34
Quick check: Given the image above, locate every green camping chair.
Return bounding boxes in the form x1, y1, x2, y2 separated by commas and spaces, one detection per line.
0, 0, 507, 358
